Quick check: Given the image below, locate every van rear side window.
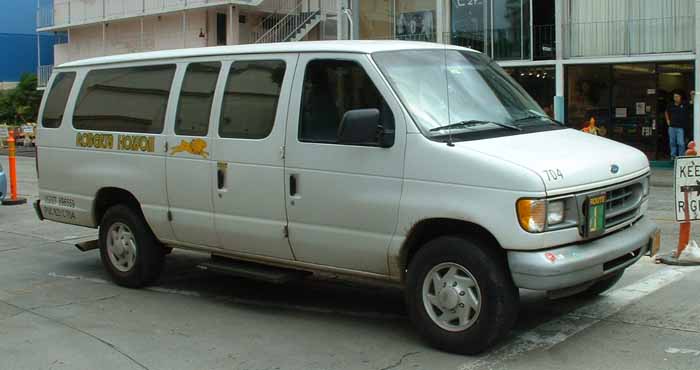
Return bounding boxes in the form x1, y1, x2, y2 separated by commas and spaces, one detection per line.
219, 60, 286, 139
175, 62, 221, 137
42, 72, 76, 128
73, 64, 176, 134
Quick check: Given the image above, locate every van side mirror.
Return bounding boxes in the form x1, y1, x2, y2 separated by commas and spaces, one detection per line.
337, 108, 394, 148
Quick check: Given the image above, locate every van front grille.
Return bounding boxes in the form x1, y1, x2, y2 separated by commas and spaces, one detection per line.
604, 183, 643, 228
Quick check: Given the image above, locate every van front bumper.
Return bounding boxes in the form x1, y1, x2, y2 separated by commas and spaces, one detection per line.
507, 217, 660, 291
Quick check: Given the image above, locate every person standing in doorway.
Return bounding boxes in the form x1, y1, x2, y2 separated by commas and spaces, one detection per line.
666, 92, 690, 158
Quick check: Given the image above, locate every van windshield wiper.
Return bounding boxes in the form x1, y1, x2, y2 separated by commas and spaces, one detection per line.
429, 120, 522, 132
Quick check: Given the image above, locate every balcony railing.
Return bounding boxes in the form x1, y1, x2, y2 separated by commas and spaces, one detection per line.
38, 65, 54, 88
37, 0, 242, 29
566, 16, 695, 58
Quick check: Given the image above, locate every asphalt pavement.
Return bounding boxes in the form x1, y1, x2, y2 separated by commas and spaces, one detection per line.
0, 155, 698, 370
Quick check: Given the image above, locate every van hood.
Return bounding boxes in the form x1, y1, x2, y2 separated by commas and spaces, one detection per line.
456, 128, 650, 193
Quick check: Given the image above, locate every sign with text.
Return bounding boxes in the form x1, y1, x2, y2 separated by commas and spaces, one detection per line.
675, 157, 700, 221
0, 127, 8, 138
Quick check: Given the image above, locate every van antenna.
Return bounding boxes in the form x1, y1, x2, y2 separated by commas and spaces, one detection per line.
444, 43, 454, 147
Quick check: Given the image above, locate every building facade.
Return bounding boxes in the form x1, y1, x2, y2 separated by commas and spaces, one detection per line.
0, 0, 54, 88
37, 0, 700, 160
36, 0, 339, 86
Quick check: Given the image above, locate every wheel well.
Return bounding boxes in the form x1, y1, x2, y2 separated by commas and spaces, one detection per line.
93, 187, 144, 227
400, 218, 504, 281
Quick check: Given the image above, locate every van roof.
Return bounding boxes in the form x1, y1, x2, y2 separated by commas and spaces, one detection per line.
57, 40, 475, 69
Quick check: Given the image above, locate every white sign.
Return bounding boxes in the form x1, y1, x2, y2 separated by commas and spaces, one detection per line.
22, 125, 34, 134
675, 157, 700, 221
0, 127, 8, 138
636, 102, 646, 115
615, 107, 628, 118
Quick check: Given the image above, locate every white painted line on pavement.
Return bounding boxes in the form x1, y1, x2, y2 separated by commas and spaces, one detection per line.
458, 266, 700, 370
665, 347, 700, 356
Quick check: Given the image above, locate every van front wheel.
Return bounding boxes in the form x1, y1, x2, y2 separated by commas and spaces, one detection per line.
406, 236, 519, 355
99, 205, 165, 288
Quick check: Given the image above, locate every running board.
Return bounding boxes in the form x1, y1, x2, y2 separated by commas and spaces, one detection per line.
197, 257, 310, 284
75, 239, 99, 252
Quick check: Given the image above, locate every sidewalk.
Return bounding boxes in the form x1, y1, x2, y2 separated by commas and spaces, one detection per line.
651, 168, 673, 187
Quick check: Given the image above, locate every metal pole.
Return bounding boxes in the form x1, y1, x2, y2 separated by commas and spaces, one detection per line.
695, 0, 700, 142
140, 17, 144, 50
554, 0, 565, 123
102, 22, 106, 55
36, 32, 41, 79
183, 11, 187, 48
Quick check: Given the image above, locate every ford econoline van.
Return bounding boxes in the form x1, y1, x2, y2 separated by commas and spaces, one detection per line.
35, 41, 660, 354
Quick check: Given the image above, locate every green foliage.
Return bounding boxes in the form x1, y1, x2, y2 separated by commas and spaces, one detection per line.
0, 73, 43, 125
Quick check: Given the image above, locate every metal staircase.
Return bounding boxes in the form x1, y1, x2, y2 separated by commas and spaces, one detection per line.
250, 0, 331, 44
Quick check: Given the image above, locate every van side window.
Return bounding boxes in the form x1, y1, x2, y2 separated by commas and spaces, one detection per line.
41, 72, 76, 128
219, 60, 286, 139
299, 60, 394, 144
175, 62, 221, 136
73, 65, 176, 134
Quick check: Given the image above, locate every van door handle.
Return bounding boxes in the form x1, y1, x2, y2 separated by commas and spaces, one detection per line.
217, 162, 227, 190
289, 174, 298, 196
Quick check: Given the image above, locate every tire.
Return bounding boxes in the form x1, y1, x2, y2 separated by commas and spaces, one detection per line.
579, 270, 624, 297
406, 235, 519, 355
99, 204, 165, 288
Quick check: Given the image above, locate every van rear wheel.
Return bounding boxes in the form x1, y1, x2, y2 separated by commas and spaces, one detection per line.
99, 205, 165, 288
406, 236, 519, 355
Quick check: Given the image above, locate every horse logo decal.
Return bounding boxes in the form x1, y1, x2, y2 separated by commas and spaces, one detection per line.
170, 138, 209, 159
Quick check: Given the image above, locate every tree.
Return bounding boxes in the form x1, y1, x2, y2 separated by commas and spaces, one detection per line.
0, 73, 42, 125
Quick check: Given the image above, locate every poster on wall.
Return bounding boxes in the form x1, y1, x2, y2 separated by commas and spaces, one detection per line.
396, 10, 436, 42
636, 102, 646, 115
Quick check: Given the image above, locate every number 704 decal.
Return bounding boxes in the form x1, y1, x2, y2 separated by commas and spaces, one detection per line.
543, 169, 564, 181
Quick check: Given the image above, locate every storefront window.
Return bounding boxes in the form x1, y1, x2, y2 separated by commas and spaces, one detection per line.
395, 0, 437, 41
567, 63, 694, 160
359, 0, 394, 40
358, 0, 436, 42
504, 66, 555, 116
450, 0, 531, 60
566, 65, 611, 131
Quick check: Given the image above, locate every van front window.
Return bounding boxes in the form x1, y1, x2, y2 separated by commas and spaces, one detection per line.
372, 50, 560, 141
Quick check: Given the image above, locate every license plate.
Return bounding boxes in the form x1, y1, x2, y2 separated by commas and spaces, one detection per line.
586, 194, 606, 237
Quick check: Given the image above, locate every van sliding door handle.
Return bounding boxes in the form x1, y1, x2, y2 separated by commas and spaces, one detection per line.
217, 162, 227, 190
289, 175, 298, 196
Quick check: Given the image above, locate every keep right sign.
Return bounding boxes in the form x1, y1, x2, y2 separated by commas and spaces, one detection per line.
675, 156, 700, 221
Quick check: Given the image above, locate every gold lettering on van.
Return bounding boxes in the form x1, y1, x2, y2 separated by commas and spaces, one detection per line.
117, 135, 155, 153
76, 133, 114, 149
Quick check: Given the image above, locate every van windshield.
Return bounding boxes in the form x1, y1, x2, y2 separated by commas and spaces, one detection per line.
372, 49, 560, 141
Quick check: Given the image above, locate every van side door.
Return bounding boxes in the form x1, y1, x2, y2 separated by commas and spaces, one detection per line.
211, 54, 298, 259
165, 61, 224, 247
284, 53, 406, 274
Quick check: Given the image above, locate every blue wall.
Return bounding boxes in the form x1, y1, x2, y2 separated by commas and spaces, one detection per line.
0, 34, 55, 82
0, 0, 38, 35
0, 0, 55, 82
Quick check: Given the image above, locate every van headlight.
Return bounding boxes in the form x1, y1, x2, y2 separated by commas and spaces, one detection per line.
517, 197, 576, 233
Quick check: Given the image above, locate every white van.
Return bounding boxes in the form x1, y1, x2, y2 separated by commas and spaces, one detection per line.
35, 41, 660, 354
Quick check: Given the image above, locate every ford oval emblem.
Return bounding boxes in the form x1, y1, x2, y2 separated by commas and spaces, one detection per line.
610, 164, 620, 174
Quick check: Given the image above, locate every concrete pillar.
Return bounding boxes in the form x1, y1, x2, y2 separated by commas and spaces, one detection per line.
695, 0, 700, 142
553, 0, 565, 122
436, 0, 444, 43
229, 6, 239, 45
